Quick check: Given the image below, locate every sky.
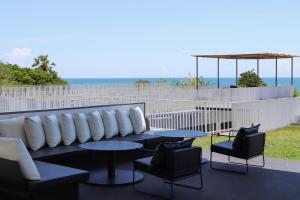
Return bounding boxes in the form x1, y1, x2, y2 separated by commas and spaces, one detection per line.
0, 0, 300, 78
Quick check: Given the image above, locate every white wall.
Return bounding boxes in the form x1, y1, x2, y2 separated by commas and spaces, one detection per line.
232, 97, 300, 132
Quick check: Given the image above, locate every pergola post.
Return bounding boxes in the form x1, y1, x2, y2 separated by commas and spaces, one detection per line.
275, 58, 278, 86
217, 58, 220, 88
192, 53, 297, 88
291, 57, 294, 85
257, 59, 260, 78
235, 59, 238, 86
196, 56, 199, 90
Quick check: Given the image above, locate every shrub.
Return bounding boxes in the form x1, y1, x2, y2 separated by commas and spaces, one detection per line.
238, 69, 266, 87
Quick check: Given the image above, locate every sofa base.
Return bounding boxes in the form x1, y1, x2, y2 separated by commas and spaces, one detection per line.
0, 183, 79, 200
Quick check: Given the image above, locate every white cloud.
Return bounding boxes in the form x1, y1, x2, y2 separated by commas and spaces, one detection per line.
5, 48, 32, 60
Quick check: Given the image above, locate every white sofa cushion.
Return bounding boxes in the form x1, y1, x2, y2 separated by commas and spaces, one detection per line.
0, 116, 28, 147
115, 109, 134, 136
60, 113, 77, 145
102, 110, 119, 138
0, 137, 41, 180
73, 113, 91, 143
129, 107, 146, 134
87, 111, 105, 141
24, 116, 46, 151
43, 114, 62, 148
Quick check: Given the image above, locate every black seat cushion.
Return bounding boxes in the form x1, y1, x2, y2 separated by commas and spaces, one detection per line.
232, 124, 260, 151
150, 138, 195, 169
134, 157, 152, 172
28, 161, 89, 192
134, 156, 172, 179
211, 140, 247, 159
30, 144, 88, 160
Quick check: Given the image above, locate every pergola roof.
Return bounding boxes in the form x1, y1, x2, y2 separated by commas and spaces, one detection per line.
191, 53, 298, 59
192, 52, 298, 89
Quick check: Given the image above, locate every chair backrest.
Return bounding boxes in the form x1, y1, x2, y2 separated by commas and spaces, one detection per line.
165, 146, 201, 177
243, 132, 266, 157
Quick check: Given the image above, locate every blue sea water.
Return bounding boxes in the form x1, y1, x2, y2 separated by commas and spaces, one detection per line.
64, 77, 300, 90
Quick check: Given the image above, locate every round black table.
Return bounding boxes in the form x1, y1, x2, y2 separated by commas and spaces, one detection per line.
79, 141, 144, 186
154, 130, 208, 164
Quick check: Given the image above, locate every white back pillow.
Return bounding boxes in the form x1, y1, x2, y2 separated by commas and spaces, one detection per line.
129, 107, 146, 134
115, 109, 134, 136
0, 116, 28, 147
60, 113, 77, 145
73, 113, 91, 143
87, 111, 105, 141
24, 116, 46, 151
0, 137, 40, 180
102, 110, 119, 138
43, 114, 62, 148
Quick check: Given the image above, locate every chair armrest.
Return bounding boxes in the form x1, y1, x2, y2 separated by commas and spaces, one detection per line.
228, 130, 238, 140
211, 130, 237, 146
0, 158, 26, 191
166, 147, 202, 176
145, 117, 150, 131
244, 132, 266, 157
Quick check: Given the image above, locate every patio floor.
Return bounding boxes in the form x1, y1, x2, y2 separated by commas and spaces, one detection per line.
79, 150, 300, 200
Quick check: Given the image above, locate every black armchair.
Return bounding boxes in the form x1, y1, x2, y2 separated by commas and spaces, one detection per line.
210, 130, 266, 174
133, 146, 203, 199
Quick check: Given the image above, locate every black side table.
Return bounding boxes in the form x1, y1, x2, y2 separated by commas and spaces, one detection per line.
79, 141, 144, 186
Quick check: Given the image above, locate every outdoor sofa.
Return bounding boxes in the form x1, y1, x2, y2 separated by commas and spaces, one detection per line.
0, 102, 177, 200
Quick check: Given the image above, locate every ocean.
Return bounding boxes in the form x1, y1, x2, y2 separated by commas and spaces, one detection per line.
64, 77, 300, 90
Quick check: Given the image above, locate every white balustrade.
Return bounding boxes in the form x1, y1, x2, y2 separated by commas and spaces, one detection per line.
0, 84, 297, 133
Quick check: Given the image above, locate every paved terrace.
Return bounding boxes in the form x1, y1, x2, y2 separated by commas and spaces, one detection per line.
79, 150, 300, 200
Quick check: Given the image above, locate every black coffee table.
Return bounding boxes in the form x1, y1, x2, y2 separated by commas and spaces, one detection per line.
155, 130, 208, 164
79, 141, 144, 186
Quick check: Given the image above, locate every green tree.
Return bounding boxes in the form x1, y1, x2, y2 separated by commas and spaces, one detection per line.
238, 69, 266, 87
156, 79, 169, 84
294, 89, 300, 97
0, 60, 67, 85
32, 55, 56, 72
176, 73, 210, 87
0, 62, 17, 85
135, 79, 150, 84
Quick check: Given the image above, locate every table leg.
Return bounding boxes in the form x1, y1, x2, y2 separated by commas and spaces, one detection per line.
107, 151, 115, 178
86, 151, 144, 186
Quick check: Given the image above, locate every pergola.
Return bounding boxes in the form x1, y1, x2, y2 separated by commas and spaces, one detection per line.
191, 53, 299, 89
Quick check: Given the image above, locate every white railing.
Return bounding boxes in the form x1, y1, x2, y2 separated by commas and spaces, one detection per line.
0, 84, 294, 113
0, 84, 298, 134
232, 97, 300, 132
148, 97, 300, 133
147, 100, 232, 134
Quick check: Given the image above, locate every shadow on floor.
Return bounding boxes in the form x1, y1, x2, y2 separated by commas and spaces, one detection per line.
79, 151, 300, 200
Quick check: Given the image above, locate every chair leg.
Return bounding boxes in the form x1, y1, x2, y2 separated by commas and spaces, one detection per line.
132, 168, 136, 190
228, 154, 265, 168
210, 151, 248, 174
199, 163, 203, 190
133, 170, 203, 200
210, 151, 213, 169
170, 182, 174, 200
164, 171, 203, 190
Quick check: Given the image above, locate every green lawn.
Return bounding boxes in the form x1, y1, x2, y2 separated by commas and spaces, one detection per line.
194, 124, 300, 160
